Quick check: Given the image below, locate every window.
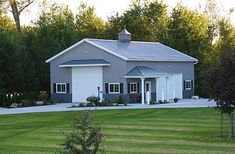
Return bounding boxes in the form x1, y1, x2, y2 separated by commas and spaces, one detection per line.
56, 83, 66, 93
109, 83, 120, 93
130, 82, 138, 93
185, 80, 192, 90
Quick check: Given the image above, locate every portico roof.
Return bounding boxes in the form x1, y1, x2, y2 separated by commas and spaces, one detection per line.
124, 66, 169, 78
59, 59, 110, 67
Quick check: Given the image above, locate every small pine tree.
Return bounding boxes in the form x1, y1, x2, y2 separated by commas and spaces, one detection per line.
59, 111, 105, 154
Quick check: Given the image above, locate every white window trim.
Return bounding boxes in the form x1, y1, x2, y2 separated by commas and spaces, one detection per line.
56, 83, 67, 94
185, 80, 192, 90
130, 82, 138, 93
108, 83, 120, 94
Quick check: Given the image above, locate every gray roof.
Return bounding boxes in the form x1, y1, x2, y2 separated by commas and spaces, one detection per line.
46, 38, 198, 63
125, 66, 168, 77
86, 39, 197, 62
59, 59, 110, 67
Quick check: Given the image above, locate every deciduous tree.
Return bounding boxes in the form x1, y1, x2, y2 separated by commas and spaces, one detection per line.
107, 0, 168, 42
203, 48, 235, 138
76, 2, 106, 39
1, 0, 34, 32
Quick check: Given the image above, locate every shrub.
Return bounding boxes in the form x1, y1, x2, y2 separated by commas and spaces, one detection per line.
99, 101, 109, 106
150, 100, 156, 105
164, 100, 169, 104
117, 95, 127, 105
0, 93, 6, 107
21, 99, 34, 107
86, 96, 100, 106
158, 100, 163, 104
59, 111, 105, 154
86, 102, 95, 107
174, 98, 180, 103
38, 91, 48, 102
78, 103, 86, 107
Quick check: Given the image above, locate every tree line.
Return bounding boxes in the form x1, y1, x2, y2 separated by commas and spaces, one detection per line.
0, 0, 234, 96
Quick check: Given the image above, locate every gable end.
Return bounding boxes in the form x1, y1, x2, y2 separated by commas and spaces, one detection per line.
45, 39, 128, 63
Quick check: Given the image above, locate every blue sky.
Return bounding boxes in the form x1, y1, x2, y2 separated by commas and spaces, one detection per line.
21, 0, 235, 25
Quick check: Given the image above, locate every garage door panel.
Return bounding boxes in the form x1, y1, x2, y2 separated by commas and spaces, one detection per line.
72, 67, 103, 103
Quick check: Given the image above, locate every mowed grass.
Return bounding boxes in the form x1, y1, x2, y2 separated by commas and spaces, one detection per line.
0, 108, 235, 154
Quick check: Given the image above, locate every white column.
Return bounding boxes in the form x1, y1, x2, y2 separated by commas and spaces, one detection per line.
141, 78, 145, 105
155, 77, 158, 103
161, 90, 164, 102
166, 77, 169, 101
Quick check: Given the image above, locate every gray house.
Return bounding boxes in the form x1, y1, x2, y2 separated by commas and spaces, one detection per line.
46, 29, 198, 104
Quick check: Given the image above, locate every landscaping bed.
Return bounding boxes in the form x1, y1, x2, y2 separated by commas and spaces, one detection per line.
0, 91, 54, 108
71, 96, 127, 107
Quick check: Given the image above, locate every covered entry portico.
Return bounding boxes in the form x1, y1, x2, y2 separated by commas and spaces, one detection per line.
125, 66, 183, 104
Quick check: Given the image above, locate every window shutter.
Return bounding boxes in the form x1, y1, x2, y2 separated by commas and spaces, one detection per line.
53, 83, 56, 93
127, 83, 130, 93
184, 81, 186, 90
191, 80, 194, 90
105, 83, 109, 93
66, 83, 70, 93
137, 82, 140, 93
120, 83, 123, 93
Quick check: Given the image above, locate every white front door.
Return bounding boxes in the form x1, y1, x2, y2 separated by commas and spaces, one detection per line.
145, 81, 151, 101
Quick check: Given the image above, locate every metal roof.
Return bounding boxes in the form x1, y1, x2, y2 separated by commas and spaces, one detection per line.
46, 38, 198, 63
125, 66, 168, 78
86, 39, 198, 62
59, 59, 110, 67
118, 28, 131, 35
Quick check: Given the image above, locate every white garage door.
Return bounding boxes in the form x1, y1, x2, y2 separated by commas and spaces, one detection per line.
168, 74, 183, 99
156, 74, 183, 101
72, 67, 103, 103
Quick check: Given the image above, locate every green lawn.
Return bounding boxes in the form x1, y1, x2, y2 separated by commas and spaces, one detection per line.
0, 108, 235, 154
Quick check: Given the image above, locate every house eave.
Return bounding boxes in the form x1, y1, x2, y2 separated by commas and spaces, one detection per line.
45, 38, 198, 64
59, 64, 110, 67
126, 59, 198, 63
124, 74, 171, 78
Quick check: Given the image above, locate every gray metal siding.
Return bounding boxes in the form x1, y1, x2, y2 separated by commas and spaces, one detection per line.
49, 41, 195, 102
49, 42, 127, 102
126, 61, 195, 98
51, 93, 72, 103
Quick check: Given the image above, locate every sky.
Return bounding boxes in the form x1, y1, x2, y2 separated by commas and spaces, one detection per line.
20, 0, 235, 25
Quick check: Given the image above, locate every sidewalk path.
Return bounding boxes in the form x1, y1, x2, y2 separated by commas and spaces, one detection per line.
0, 99, 216, 115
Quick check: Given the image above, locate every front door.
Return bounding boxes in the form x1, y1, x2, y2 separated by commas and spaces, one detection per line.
145, 81, 151, 101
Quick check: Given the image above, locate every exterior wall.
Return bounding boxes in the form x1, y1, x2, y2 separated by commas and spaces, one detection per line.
49, 42, 127, 103
50, 62, 72, 103
49, 41, 195, 103
126, 61, 195, 98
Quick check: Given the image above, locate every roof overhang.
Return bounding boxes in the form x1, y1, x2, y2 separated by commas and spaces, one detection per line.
59, 59, 110, 68
59, 64, 110, 67
124, 74, 171, 78
124, 66, 171, 78
126, 59, 198, 63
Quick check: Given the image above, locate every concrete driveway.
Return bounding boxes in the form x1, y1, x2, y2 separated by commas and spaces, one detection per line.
0, 99, 216, 115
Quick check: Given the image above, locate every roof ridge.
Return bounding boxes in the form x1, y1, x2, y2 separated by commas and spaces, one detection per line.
136, 66, 145, 76
87, 38, 161, 44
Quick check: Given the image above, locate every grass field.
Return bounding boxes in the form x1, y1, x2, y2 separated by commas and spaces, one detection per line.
0, 108, 235, 154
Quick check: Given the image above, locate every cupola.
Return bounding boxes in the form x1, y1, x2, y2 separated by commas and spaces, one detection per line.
118, 28, 131, 42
